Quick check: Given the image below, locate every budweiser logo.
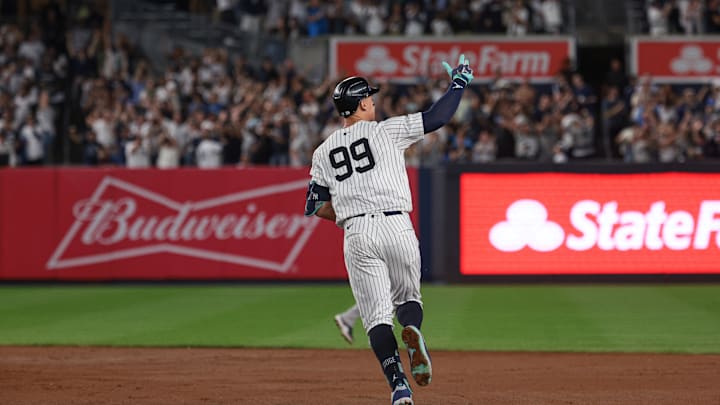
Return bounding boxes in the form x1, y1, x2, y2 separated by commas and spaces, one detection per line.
47, 176, 320, 272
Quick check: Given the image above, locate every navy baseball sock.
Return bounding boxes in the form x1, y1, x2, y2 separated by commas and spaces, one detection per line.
397, 301, 423, 329
368, 324, 407, 389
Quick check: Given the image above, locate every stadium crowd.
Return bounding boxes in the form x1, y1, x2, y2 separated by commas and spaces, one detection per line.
1, 1, 719, 169
219, 0, 567, 37
646, 0, 720, 35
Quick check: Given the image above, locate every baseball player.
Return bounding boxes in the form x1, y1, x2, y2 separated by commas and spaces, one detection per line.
334, 304, 360, 344
305, 55, 473, 405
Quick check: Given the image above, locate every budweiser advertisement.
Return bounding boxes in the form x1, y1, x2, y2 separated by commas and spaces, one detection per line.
330, 36, 575, 83
0, 168, 419, 280
460, 172, 720, 275
630, 36, 720, 82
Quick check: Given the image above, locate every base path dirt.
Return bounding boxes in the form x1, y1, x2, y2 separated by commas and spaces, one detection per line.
1, 347, 719, 404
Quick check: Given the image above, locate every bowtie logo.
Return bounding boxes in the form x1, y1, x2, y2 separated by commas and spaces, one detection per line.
47, 176, 320, 272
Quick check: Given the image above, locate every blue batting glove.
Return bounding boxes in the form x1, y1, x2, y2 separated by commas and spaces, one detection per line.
441, 54, 474, 88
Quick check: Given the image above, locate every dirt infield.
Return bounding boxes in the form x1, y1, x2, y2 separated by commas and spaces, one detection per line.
1, 347, 719, 404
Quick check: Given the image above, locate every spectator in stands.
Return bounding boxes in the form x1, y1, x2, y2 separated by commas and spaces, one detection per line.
615, 125, 637, 162
679, 0, 704, 33
86, 108, 116, 157
707, 0, 720, 32
323, 0, 347, 34
18, 25, 44, 67
79, 129, 106, 166
34, 90, 55, 162
238, 0, 266, 33
560, 109, 596, 159
124, 135, 151, 168
657, 122, 683, 162
703, 117, 720, 157
508, 0, 530, 35
647, 0, 672, 35
13, 81, 37, 130
18, 114, 45, 165
404, 1, 428, 36
220, 110, 243, 165
480, 0, 506, 33
196, 122, 223, 168
602, 86, 628, 157
250, 120, 275, 164
430, 11, 453, 36
100, 33, 128, 80
305, 0, 329, 37
683, 116, 707, 160
512, 114, 540, 159
446, 124, 473, 163
629, 125, 655, 163
571, 73, 597, 109
605, 58, 628, 93
386, 3, 406, 35
0, 116, 15, 166
156, 131, 181, 169
534, 94, 561, 161
472, 129, 497, 163
539, 0, 563, 33
418, 131, 444, 166
288, 115, 312, 167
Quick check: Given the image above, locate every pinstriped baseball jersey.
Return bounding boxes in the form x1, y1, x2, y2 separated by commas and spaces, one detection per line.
310, 112, 424, 224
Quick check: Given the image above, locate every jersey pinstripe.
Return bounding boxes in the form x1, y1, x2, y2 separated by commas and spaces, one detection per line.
310, 112, 424, 224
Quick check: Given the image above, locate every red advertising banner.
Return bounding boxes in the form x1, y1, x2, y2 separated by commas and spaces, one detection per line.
460, 172, 720, 275
330, 36, 575, 83
630, 36, 720, 82
0, 168, 419, 280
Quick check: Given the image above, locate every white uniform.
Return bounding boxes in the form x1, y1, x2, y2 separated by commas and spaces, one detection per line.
310, 112, 424, 333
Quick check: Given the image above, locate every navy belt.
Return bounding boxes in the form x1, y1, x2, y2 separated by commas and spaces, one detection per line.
346, 211, 402, 221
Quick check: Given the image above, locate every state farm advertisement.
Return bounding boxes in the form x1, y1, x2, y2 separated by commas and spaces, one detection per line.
630, 36, 720, 82
460, 173, 720, 275
330, 37, 575, 83
0, 168, 419, 280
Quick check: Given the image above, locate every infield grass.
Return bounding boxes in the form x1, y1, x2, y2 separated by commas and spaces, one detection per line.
0, 284, 718, 353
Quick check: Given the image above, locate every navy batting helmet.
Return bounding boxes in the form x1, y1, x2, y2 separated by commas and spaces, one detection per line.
332, 76, 380, 118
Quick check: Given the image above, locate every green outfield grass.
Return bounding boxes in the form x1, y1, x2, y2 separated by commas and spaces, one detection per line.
0, 285, 718, 353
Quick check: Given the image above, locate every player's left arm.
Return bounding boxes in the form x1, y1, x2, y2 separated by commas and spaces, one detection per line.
315, 199, 336, 222
383, 54, 474, 150
421, 54, 474, 134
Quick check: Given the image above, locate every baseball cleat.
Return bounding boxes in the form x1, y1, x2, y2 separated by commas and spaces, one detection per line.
390, 380, 413, 405
334, 314, 354, 344
401, 325, 432, 387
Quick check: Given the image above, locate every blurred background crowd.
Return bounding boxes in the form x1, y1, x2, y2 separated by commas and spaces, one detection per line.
0, 0, 719, 169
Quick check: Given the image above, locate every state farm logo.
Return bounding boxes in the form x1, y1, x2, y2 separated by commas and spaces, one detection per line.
338, 41, 568, 81
47, 176, 320, 272
489, 199, 720, 252
670, 45, 714, 74
356, 46, 399, 75
490, 200, 564, 252
400, 45, 551, 77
